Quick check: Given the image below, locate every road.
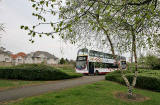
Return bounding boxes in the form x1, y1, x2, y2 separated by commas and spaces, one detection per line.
0, 76, 105, 103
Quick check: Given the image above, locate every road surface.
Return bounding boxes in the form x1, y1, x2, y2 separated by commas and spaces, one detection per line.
0, 76, 105, 103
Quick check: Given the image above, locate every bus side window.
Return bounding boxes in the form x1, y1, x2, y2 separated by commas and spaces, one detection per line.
107, 63, 109, 68
102, 63, 106, 68
100, 62, 104, 68
94, 51, 99, 57
105, 63, 108, 68
89, 50, 95, 56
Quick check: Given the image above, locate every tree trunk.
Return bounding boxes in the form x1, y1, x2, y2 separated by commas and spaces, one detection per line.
128, 86, 134, 98
131, 28, 138, 88
95, 6, 134, 97
131, 50, 133, 63
97, 19, 131, 88
126, 28, 138, 98
102, 27, 134, 97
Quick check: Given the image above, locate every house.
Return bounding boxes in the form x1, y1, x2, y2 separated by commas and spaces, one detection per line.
11, 52, 26, 65
0, 47, 59, 65
25, 51, 59, 65
0, 50, 12, 63
0, 48, 12, 66
25, 52, 34, 64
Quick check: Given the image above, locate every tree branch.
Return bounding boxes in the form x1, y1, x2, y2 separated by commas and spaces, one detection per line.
128, 0, 152, 6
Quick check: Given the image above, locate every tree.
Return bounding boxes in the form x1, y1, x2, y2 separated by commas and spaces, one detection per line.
22, 0, 160, 98
65, 58, 69, 64
106, 0, 160, 97
59, 58, 66, 64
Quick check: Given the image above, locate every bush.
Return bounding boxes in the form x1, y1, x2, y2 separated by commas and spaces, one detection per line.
105, 70, 160, 92
138, 55, 160, 69
0, 64, 81, 80
59, 58, 66, 64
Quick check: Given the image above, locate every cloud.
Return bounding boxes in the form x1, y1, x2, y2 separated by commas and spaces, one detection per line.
0, 0, 78, 60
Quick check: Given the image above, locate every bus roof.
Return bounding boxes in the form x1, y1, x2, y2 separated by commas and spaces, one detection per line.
78, 48, 126, 59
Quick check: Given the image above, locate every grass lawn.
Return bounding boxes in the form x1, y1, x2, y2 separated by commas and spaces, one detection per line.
56, 65, 83, 77
55, 65, 76, 73
4, 81, 160, 105
0, 79, 45, 91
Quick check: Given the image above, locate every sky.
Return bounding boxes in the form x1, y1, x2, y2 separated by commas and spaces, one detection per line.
0, 0, 133, 61
0, 0, 79, 60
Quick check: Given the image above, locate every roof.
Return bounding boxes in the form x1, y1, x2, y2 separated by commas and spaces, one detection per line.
32, 51, 58, 60
11, 54, 17, 59
11, 52, 26, 59
0, 50, 11, 56
17, 52, 26, 57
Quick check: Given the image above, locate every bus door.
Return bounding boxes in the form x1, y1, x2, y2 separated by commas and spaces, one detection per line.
89, 62, 94, 74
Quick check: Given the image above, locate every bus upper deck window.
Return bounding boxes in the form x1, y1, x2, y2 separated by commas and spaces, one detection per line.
100, 52, 104, 58
78, 49, 88, 55
95, 51, 99, 57
89, 50, 95, 56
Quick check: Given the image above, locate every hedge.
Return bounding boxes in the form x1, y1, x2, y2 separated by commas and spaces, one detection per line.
0, 64, 82, 80
105, 70, 160, 92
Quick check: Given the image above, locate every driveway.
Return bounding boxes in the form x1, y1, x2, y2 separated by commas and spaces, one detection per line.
0, 76, 105, 103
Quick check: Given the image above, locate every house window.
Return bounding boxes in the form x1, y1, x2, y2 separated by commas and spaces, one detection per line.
5, 58, 9, 62
18, 59, 22, 63
37, 57, 41, 61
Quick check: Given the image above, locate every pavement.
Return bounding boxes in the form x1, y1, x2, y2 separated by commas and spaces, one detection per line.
0, 76, 105, 103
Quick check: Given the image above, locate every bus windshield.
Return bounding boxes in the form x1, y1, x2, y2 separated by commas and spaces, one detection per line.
121, 61, 126, 69
77, 56, 87, 61
121, 61, 126, 65
76, 56, 87, 70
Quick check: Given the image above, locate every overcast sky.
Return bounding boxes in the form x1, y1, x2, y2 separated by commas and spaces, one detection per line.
0, 0, 79, 60
0, 0, 134, 61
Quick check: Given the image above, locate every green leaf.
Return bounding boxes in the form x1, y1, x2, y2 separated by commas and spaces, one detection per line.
59, 21, 63, 27
46, 2, 48, 7
24, 26, 29, 30
51, 23, 54, 27
56, 28, 59, 32
33, 32, 36, 36
31, 40, 34, 43
33, 26, 35, 29
67, 24, 71, 28
31, 0, 35, 2
20, 25, 24, 29
66, 1, 70, 5
97, 27, 101, 32
36, 7, 38, 11
43, 18, 46, 22
51, 4, 54, 8
32, 13, 35, 16
32, 4, 36, 8
69, 28, 72, 32
92, 26, 95, 31
40, 1, 44, 4
80, 8, 84, 12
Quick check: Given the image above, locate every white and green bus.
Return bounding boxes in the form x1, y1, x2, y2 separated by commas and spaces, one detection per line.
75, 48, 126, 75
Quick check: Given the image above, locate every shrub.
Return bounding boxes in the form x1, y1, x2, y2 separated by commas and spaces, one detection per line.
138, 55, 160, 69
0, 64, 81, 80
59, 58, 66, 64
105, 70, 160, 92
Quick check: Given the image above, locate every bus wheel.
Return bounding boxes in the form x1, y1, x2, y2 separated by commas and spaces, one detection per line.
95, 70, 99, 75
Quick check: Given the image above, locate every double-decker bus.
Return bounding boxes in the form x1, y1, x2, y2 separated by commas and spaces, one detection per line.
75, 48, 126, 75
